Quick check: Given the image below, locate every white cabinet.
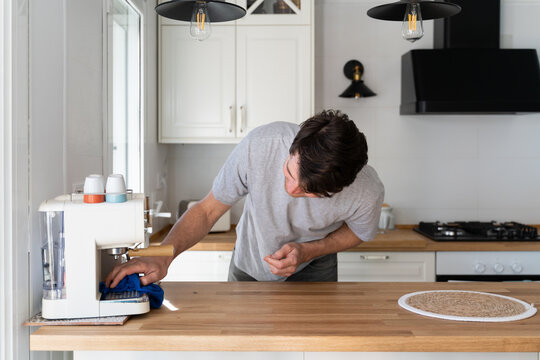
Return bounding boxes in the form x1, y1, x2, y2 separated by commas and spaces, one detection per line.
237, 0, 311, 25
236, 26, 311, 135
161, 250, 232, 281
162, 251, 435, 282
305, 353, 538, 360
158, 1, 313, 143
337, 252, 436, 282
75, 352, 538, 360
75, 351, 304, 360
160, 26, 236, 141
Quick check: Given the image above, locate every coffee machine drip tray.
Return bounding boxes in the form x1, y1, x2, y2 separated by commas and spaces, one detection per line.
101, 291, 149, 303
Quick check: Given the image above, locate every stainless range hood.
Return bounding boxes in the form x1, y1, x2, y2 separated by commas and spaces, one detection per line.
400, 0, 540, 114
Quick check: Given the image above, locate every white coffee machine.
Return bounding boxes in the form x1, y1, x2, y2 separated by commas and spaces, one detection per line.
38, 192, 171, 319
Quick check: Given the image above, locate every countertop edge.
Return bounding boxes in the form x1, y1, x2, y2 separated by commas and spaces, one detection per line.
30, 334, 540, 352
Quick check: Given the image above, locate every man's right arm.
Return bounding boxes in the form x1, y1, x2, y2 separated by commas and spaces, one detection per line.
104, 190, 231, 287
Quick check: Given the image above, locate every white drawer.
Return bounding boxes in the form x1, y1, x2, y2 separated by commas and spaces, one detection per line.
338, 252, 435, 282
162, 251, 233, 282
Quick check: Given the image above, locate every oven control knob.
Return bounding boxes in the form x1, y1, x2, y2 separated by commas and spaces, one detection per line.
474, 263, 486, 273
493, 263, 505, 273
511, 263, 523, 273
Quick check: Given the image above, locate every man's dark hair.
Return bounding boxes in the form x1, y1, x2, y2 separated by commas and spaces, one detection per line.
289, 110, 368, 197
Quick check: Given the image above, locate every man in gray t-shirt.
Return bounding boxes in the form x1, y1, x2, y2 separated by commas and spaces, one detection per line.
105, 110, 384, 287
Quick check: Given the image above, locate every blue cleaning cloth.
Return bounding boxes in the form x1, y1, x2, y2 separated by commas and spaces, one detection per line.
99, 273, 164, 309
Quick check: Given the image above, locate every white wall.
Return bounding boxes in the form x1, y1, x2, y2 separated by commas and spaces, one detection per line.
143, 0, 170, 231
167, 0, 540, 225
29, 0, 66, 336
2, 0, 167, 358
64, 1, 104, 188
167, 144, 242, 222
314, 0, 540, 224
2, 0, 31, 358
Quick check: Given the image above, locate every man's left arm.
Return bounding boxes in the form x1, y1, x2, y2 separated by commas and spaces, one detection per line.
263, 223, 362, 278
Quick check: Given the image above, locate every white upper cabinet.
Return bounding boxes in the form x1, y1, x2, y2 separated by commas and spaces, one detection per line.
236, 26, 311, 135
158, 1, 313, 143
236, 0, 311, 25
160, 26, 236, 142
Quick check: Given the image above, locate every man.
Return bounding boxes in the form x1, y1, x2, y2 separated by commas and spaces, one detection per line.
105, 110, 384, 287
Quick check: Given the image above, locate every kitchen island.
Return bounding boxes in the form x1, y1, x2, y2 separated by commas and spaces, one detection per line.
31, 281, 540, 357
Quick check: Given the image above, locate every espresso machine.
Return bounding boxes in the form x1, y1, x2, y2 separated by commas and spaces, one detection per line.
38, 191, 172, 319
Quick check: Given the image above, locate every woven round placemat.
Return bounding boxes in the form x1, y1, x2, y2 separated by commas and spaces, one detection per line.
398, 290, 537, 322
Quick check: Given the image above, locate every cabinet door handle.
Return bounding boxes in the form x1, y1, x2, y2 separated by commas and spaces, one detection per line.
229, 105, 234, 133
360, 255, 390, 261
239, 105, 246, 133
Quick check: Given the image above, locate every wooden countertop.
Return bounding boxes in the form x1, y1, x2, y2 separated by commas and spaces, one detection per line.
30, 281, 540, 352
152, 225, 540, 252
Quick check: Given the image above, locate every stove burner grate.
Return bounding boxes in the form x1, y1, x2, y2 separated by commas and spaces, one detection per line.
415, 221, 539, 241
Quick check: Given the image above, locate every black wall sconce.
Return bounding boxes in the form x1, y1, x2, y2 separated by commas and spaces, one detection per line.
155, 0, 246, 41
339, 60, 376, 99
367, 0, 461, 42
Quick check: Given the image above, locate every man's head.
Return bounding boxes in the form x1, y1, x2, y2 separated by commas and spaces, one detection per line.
284, 110, 368, 198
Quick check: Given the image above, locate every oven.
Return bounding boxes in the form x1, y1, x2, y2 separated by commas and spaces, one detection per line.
436, 251, 540, 282
413, 221, 540, 282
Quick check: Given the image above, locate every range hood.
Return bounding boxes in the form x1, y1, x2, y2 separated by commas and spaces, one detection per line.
400, 0, 540, 114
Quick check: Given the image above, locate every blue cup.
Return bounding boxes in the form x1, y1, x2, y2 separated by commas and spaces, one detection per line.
106, 193, 127, 203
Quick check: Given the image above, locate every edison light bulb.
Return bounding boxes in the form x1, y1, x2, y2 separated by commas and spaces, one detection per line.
190, 1, 211, 41
402, 3, 423, 42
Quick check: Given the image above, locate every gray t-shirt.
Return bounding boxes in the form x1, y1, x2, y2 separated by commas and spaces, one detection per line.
212, 122, 384, 281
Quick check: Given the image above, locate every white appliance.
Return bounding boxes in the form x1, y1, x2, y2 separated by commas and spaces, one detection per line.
178, 200, 231, 232
436, 251, 540, 281
38, 193, 157, 319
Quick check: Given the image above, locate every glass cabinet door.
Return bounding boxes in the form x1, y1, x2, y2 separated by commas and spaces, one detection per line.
236, 0, 310, 25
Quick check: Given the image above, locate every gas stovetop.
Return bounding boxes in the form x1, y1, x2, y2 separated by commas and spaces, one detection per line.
415, 221, 540, 241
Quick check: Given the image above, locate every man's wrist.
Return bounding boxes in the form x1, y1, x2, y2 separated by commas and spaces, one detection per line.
298, 241, 322, 264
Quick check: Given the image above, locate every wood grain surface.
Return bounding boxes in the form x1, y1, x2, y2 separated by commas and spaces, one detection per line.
30, 281, 540, 352
152, 225, 540, 252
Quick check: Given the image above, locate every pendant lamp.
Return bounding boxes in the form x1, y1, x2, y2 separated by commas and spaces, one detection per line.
156, 0, 246, 41
339, 60, 376, 99
367, 0, 461, 42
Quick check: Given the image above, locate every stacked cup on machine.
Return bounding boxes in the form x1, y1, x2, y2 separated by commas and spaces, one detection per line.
105, 174, 127, 203
83, 174, 127, 204
83, 174, 106, 204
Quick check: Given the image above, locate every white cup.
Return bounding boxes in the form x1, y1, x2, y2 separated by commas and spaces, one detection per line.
105, 174, 126, 194
105, 174, 127, 203
83, 174, 105, 194
83, 174, 105, 204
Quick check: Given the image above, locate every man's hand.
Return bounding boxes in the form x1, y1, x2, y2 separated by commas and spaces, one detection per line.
104, 190, 231, 288
263, 242, 308, 278
105, 256, 170, 288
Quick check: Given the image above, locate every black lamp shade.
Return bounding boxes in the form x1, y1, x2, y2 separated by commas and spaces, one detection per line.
155, 0, 246, 22
340, 60, 376, 98
367, 0, 461, 21
340, 82, 376, 98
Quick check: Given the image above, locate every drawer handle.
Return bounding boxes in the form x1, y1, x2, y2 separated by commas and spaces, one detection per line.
360, 255, 389, 261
